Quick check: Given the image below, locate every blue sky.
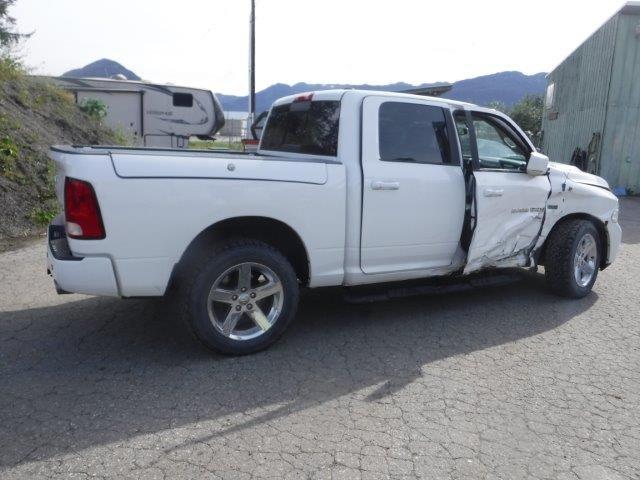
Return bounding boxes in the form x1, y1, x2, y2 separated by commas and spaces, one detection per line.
12, 0, 627, 95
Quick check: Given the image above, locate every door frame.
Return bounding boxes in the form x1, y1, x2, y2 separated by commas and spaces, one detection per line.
358, 96, 466, 276
455, 108, 534, 172
456, 108, 550, 273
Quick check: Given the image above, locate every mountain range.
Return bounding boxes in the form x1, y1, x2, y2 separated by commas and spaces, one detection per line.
63, 58, 141, 81
63, 59, 547, 112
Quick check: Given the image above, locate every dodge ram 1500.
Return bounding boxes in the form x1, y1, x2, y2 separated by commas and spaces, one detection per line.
47, 90, 622, 354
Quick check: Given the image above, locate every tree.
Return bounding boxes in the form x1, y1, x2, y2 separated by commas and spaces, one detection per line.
78, 98, 108, 121
486, 100, 508, 114
0, 0, 30, 52
509, 94, 544, 137
486, 94, 544, 146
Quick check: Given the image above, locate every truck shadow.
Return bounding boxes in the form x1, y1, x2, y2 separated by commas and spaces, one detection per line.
0, 274, 597, 467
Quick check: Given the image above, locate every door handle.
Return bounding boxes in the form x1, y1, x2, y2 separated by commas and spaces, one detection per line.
483, 188, 504, 197
371, 180, 400, 191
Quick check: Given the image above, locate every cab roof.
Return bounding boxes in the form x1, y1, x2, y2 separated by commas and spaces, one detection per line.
272, 88, 477, 109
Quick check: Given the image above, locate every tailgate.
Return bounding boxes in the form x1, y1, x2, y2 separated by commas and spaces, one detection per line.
49, 146, 114, 207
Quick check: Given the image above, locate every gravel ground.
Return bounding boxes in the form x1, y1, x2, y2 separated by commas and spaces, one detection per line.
1, 199, 639, 480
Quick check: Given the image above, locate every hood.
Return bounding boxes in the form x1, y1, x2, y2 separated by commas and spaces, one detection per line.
548, 162, 610, 190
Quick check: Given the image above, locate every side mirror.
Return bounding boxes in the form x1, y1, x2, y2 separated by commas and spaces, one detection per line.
527, 151, 549, 176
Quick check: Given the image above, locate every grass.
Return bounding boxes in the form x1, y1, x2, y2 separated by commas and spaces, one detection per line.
27, 207, 57, 226
0, 135, 23, 182
189, 139, 244, 151
0, 56, 21, 81
111, 125, 135, 146
0, 54, 123, 236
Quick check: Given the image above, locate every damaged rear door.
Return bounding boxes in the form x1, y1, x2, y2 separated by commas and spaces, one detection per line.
456, 111, 550, 273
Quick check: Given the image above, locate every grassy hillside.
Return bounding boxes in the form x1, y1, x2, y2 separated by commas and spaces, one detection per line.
0, 59, 122, 238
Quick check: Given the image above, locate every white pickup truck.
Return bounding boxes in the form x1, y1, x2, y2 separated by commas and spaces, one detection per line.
47, 90, 622, 354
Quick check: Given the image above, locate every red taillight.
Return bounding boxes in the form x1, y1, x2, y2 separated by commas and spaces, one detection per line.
64, 177, 105, 239
293, 93, 313, 102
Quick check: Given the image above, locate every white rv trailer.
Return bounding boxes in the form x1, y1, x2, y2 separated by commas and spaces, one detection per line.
47, 76, 225, 148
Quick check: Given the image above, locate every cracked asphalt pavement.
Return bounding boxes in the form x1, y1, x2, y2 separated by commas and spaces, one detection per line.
1, 198, 640, 479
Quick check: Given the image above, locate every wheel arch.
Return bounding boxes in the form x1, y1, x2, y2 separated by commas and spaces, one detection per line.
538, 213, 609, 269
174, 216, 311, 286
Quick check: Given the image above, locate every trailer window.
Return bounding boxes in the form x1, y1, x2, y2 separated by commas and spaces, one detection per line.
261, 101, 340, 156
173, 93, 193, 108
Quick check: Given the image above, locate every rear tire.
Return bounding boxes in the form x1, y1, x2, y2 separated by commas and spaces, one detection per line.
182, 239, 299, 355
544, 219, 601, 298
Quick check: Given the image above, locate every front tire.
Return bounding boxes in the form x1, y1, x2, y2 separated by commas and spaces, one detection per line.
544, 219, 601, 298
183, 239, 299, 355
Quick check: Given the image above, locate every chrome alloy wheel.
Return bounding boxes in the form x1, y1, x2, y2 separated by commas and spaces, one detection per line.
574, 233, 598, 287
207, 262, 284, 341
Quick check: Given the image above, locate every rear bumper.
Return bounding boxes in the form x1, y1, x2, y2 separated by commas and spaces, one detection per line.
46, 224, 120, 296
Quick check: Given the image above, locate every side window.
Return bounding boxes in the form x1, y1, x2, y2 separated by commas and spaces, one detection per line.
173, 93, 193, 108
379, 102, 451, 164
472, 116, 527, 171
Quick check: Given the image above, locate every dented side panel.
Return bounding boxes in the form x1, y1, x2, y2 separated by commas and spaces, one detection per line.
464, 171, 550, 273
532, 167, 621, 265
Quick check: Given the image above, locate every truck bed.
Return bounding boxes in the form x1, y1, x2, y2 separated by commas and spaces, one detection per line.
48, 144, 347, 297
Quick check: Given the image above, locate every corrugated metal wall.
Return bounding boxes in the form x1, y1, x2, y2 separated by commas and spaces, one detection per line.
600, 13, 640, 192
541, 16, 618, 171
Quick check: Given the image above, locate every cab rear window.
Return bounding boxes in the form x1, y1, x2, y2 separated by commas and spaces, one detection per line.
261, 100, 340, 156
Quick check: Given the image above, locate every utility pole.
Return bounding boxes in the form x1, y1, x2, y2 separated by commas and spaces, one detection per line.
248, 0, 256, 130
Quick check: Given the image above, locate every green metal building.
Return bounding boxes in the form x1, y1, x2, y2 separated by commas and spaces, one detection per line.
541, 1, 640, 193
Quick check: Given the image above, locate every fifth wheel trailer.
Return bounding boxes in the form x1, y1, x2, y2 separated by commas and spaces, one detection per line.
46, 77, 225, 148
